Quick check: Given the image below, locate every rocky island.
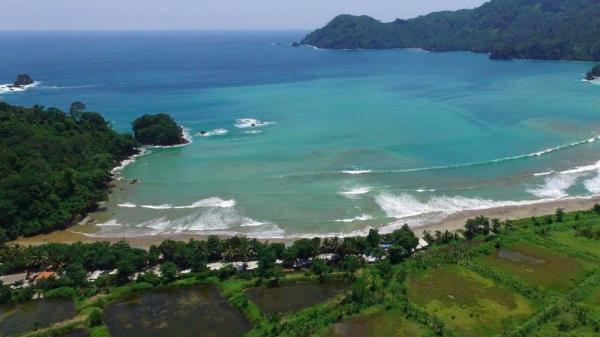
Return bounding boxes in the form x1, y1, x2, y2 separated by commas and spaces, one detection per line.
586, 64, 600, 81
132, 113, 189, 146
12, 74, 34, 87
1, 74, 36, 92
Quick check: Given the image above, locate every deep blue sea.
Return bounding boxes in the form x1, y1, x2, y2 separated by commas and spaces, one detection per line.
2, 31, 600, 238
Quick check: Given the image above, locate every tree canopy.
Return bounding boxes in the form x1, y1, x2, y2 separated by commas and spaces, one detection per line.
302, 0, 600, 61
132, 113, 187, 146
0, 103, 138, 239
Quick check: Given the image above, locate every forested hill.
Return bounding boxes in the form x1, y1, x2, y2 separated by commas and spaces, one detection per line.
0, 103, 138, 240
302, 0, 600, 61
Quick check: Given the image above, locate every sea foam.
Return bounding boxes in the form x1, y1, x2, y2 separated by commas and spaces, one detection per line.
197, 128, 228, 137
234, 118, 275, 129
526, 173, 580, 198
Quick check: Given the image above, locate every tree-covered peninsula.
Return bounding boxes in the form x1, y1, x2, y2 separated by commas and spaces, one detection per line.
0, 103, 138, 240
132, 114, 188, 146
302, 0, 600, 61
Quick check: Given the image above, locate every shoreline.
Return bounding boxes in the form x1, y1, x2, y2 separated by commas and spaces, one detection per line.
14, 194, 600, 249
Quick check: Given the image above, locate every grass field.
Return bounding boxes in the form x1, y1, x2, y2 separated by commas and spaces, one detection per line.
528, 309, 599, 337
321, 307, 434, 337
549, 230, 600, 258
407, 265, 534, 337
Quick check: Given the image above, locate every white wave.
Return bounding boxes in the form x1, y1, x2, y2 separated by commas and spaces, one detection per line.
527, 173, 580, 198
338, 186, 371, 199
197, 128, 228, 137
0, 81, 40, 94
118, 203, 137, 208
584, 170, 600, 193
95, 220, 122, 227
141, 204, 173, 210
534, 170, 555, 177
86, 206, 282, 238
126, 197, 236, 210
559, 160, 600, 174
341, 169, 372, 175
374, 191, 589, 225
234, 118, 275, 129
335, 214, 373, 223
174, 197, 236, 209
280, 136, 600, 179
244, 130, 263, 134
111, 148, 148, 175
415, 187, 436, 193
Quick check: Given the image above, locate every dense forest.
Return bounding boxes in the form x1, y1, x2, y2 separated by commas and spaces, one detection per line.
302, 0, 600, 61
0, 103, 138, 240
132, 114, 187, 146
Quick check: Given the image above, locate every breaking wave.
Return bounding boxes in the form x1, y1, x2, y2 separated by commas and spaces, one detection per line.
526, 173, 580, 198
335, 214, 373, 223
119, 197, 236, 209
338, 186, 371, 199
0, 81, 40, 94
83, 206, 283, 239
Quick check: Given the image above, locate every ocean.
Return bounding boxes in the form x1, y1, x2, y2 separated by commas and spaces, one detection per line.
1, 31, 600, 239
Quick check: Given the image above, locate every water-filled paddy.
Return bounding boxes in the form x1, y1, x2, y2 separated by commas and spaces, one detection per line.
482, 243, 584, 292
0, 299, 76, 337
245, 280, 347, 314
104, 285, 250, 337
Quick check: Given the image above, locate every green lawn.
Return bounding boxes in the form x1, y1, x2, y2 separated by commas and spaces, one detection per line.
407, 266, 533, 337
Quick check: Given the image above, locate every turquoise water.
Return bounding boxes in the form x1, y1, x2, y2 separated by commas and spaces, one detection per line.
1, 31, 600, 238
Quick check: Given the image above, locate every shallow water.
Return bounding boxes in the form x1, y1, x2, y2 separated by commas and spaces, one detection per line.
245, 280, 346, 314
497, 248, 547, 265
2, 31, 600, 238
103, 286, 250, 337
0, 299, 76, 337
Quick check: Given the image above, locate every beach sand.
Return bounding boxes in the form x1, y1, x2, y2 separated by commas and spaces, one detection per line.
13, 195, 600, 249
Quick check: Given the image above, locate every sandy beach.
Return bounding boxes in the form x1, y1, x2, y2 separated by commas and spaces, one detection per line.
13, 195, 600, 249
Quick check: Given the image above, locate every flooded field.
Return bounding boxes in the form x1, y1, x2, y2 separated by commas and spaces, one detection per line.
104, 285, 250, 337
483, 243, 584, 292
245, 280, 346, 314
0, 299, 76, 337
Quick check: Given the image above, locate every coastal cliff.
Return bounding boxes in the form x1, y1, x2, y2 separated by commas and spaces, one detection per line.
302, 0, 600, 61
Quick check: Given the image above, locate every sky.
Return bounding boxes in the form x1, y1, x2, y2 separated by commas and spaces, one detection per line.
0, 0, 487, 31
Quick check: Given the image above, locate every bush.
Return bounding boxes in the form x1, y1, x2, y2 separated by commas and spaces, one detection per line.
89, 326, 110, 337
89, 308, 104, 327
45, 287, 76, 299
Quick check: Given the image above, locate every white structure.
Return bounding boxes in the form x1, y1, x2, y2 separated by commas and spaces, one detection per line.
86, 270, 104, 282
